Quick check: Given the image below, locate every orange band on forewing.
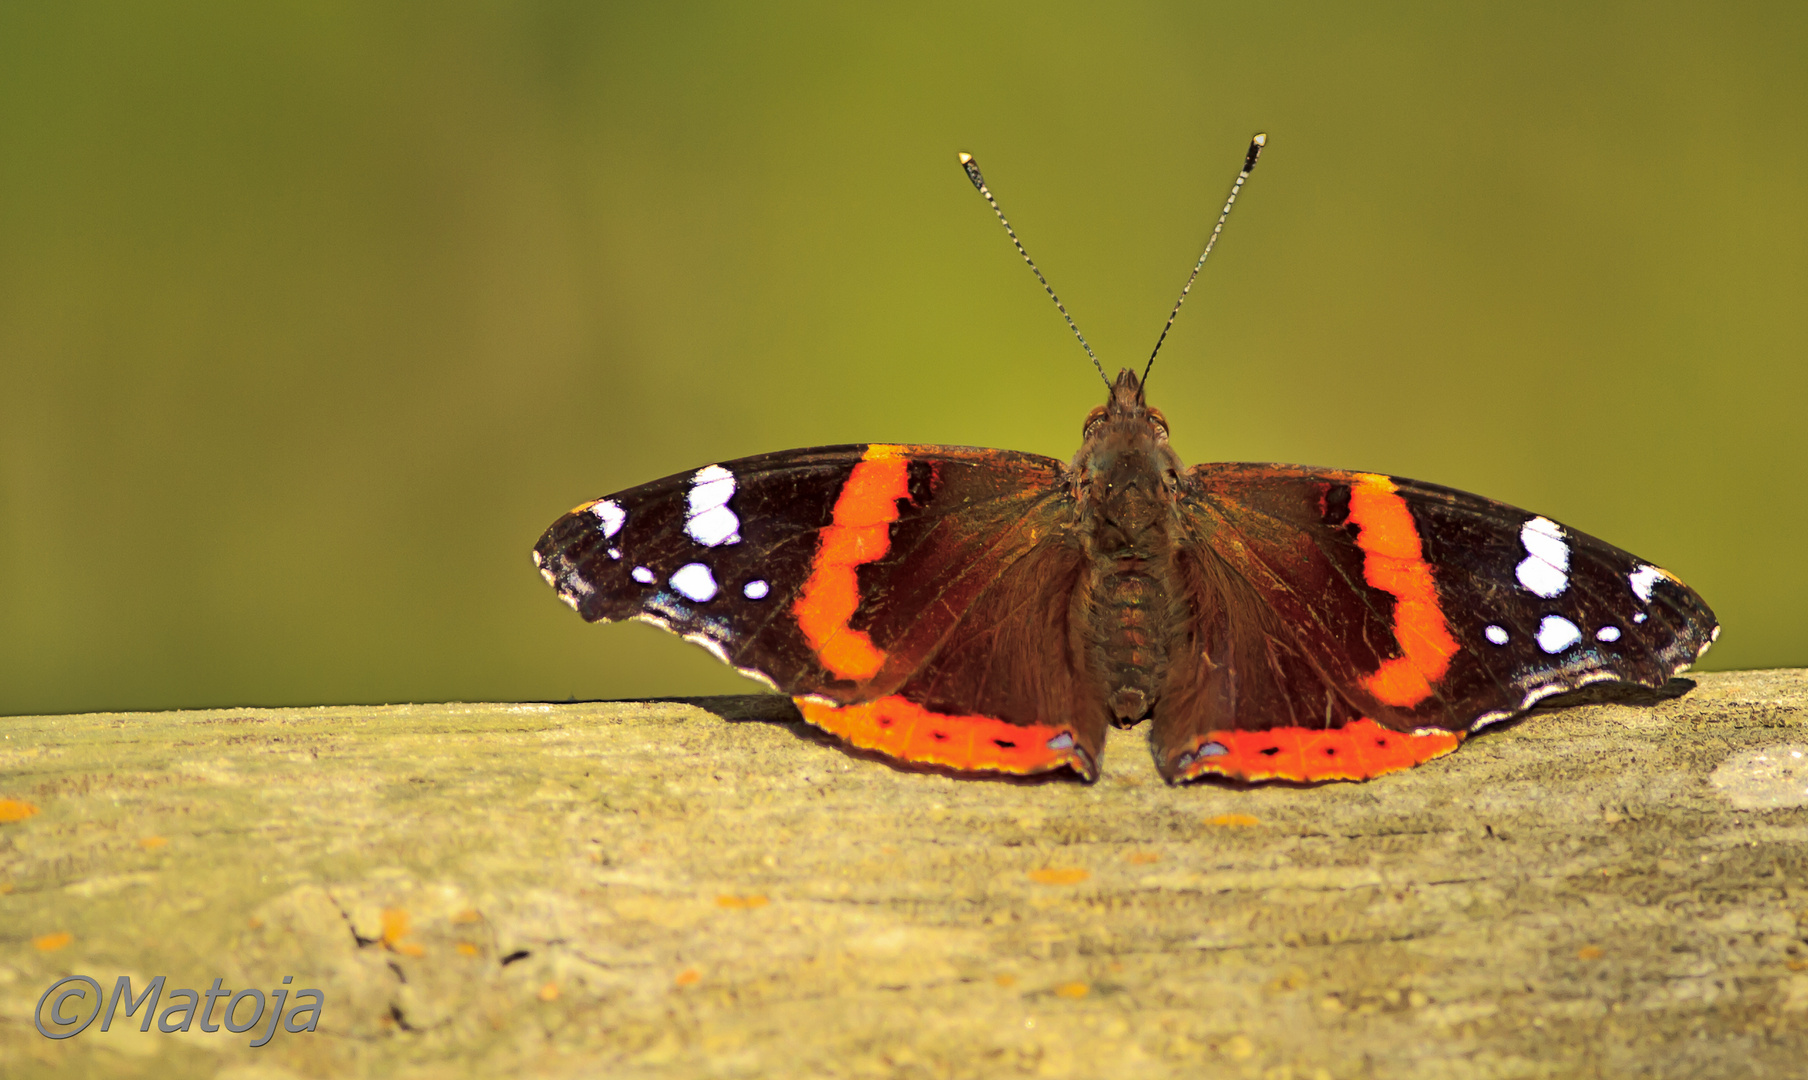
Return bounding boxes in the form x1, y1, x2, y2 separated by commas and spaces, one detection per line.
794, 695, 1080, 775
793, 445, 911, 681
1181, 719, 1462, 783
1348, 474, 1460, 707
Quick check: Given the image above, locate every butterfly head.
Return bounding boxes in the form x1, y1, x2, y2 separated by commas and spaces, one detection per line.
1081, 368, 1170, 443
1074, 368, 1183, 533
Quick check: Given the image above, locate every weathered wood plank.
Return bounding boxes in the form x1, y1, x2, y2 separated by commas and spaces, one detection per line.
3, 670, 1806, 1078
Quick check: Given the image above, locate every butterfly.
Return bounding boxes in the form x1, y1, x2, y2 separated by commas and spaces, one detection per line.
533, 135, 1717, 784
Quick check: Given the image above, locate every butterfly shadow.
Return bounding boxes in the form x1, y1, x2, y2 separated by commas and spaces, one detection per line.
570, 678, 1697, 788
615, 694, 1089, 786
1164, 677, 1702, 791
1500, 670, 1694, 737
1522, 675, 1697, 711
1473, 675, 1698, 735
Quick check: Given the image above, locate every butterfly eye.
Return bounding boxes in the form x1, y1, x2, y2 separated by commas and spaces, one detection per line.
1146, 407, 1169, 437
1082, 406, 1108, 437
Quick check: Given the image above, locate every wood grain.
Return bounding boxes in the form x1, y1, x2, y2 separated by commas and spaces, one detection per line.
3, 670, 1805, 1078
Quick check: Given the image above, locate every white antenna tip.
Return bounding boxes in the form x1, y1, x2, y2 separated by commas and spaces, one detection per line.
957, 152, 974, 164
1252, 133, 1267, 146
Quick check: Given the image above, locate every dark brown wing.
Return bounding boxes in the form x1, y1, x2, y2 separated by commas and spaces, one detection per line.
533, 443, 1107, 778
1152, 464, 1718, 783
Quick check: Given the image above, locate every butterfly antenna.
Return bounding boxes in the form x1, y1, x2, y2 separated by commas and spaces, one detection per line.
1141, 132, 1266, 387
959, 152, 1110, 388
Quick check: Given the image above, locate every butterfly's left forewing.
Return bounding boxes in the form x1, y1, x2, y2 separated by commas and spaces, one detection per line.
1155, 463, 1718, 784
534, 444, 1106, 778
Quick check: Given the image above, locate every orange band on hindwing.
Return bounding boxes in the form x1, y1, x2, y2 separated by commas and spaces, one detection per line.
1348, 474, 1460, 708
1180, 719, 1462, 783
794, 445, 911, 681
794, 695, 1082, 776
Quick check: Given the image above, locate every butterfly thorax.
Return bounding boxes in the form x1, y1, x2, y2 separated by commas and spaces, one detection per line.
1071, 369, 1187, 726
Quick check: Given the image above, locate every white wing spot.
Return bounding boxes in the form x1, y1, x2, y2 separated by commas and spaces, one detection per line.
1633, 612, 1647, 624
1484, 624, 1509, 645
607, 547, 621, 561
1535, 614, 1583, 654
742, 579, 770, 600
670, 562, 719, 602
1515, 517, 1570, 599
631, 566, 656, 585
1596, 625, 1622, 643
591, 500, 626, 538
1629, 565, 1662, 602
686, 465, 741, 548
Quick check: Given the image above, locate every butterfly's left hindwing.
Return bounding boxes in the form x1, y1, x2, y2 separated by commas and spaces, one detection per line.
1154, 463, 1718, 783
533, 444, 1107, 778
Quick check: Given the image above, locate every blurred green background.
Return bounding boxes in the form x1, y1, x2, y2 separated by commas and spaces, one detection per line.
2, 3, 1802, 716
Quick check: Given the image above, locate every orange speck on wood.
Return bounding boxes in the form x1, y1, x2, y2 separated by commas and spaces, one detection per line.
1053, 981, 1089, 999
456, 942, 480, 956
674, 968, 702, 986
537, 982, 559, 1002
452, 908, 482, 924
380, 908, 424, 954
1577, 945, 1605, 960
380, 908, 411, 945
246, 917, 264, 930
138, 836, 168, 850
34, 931, 73, 952
0, 799, 39, 823
0, 883, 12, 895
994, 974, 1017, 988
1125, 851, 1161, 865
1028, 868, 1090, 885
716, 894, 770, 909
1207, 814, 1261, 827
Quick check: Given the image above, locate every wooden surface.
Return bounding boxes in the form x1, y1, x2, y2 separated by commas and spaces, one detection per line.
3, 669, 1807, 1079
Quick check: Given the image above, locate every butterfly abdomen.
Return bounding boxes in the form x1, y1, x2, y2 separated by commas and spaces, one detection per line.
1081, 555, 1182, 724
1072, 377, 1192, 726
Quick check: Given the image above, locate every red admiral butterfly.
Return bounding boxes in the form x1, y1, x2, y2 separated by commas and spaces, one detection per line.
534, 135, 1717, 784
